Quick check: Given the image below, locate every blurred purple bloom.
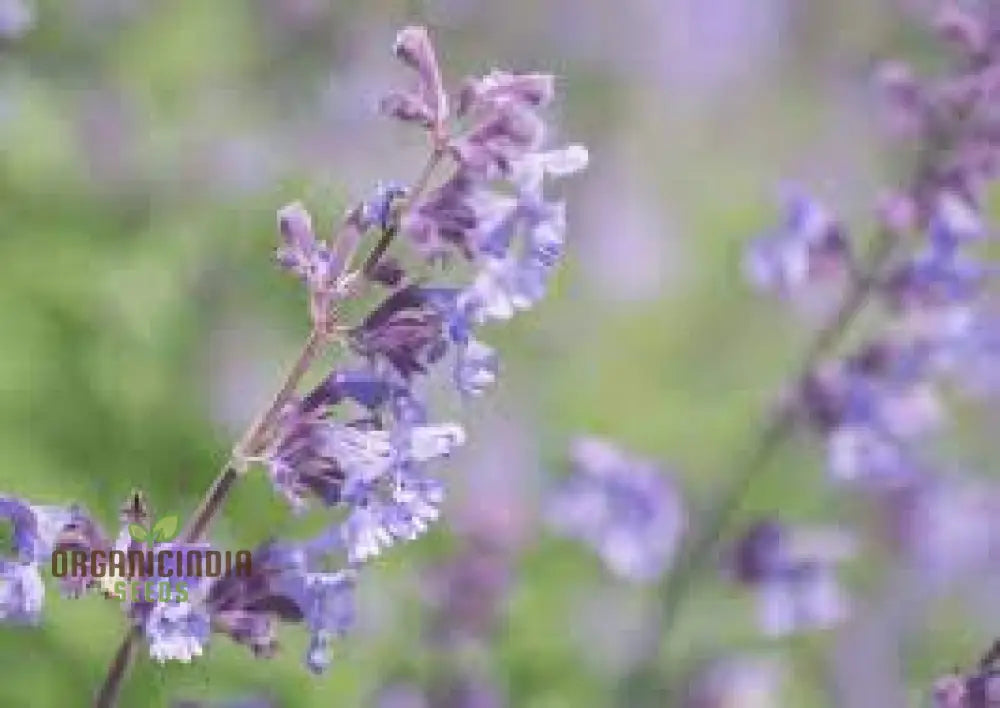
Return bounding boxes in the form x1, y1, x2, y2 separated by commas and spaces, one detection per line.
729, 520, 854, 637
933, 668, 1000, 708
424, 537, 511, 646
0, 497, 72, 563
744, 188, 851, 296
683, 655, 785, 708
0, 560, 44, 624
546, 438, 686, 582
0, 497, 75, 621
796, 343, 941, 487
883, 474, 1000, 580
0, 0, 33, 39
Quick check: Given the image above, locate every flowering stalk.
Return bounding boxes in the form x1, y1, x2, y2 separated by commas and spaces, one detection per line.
94, 329, 329, 707
652, 225, 896, 643
621, 2, 1000, 700
92, 136, 454, 708
0, 23, 591, 708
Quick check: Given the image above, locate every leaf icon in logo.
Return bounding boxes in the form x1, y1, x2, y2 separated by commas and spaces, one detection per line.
128, 524, 149, 542
151, 514, 180, 543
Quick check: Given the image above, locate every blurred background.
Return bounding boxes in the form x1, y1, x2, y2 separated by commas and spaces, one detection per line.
0, 0, 996, 706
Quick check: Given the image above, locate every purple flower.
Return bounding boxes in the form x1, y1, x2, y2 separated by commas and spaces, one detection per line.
146, 600, 212, 664
0, 497, 72, 563
359, 181, 408, 233
352, 285, 450, 379
743, 188, 851, 296
339, 457, 450, 564
0, 560, 44, 624
795, 344, 941, 487
933, 668, 1000, 708
275, 202, 364, 327
882, 474, 1000, 580
546, 438, 686, 582
454, 338, 498, 397
729, 520, 854, 637
683, 655, 785, 708
424, 537, 512, 646
0, 497, 75, 620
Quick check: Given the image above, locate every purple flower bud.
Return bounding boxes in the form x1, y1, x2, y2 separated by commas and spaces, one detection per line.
935, 3, 987, 57
391, 26, 448, 128
276, 201, 317, 271
379, 91, 435, 128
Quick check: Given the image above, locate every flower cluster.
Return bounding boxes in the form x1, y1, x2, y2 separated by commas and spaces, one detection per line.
0, 23, 586, 693
545, 437, 686, 583
739, 0, 1000, 698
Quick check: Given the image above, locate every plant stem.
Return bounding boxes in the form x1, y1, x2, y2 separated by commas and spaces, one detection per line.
93, 144, 448, 708
93, 328, 328, 707
362, 147, 446, 278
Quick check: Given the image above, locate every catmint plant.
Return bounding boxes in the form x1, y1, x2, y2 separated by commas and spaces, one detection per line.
540, 1, 999, 704
0, 25, 586, 707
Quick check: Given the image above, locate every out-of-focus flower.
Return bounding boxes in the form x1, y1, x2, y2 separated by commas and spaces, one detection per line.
546, 437, 686, 582
0, 0, 33, 40
882, 474, 1000, 581
933, 666, 1000, 707
795, 341, 941, 487
728, 519, 854, 637
743, 188, 851, 297
375, 683, 429, 708
683, 655, 786, 708
0, 497, 76, 621
0, 560, 44, 623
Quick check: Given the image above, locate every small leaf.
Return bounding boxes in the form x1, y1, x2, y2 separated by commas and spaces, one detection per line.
151, 515, 180, 543
128, 524, 148, 542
